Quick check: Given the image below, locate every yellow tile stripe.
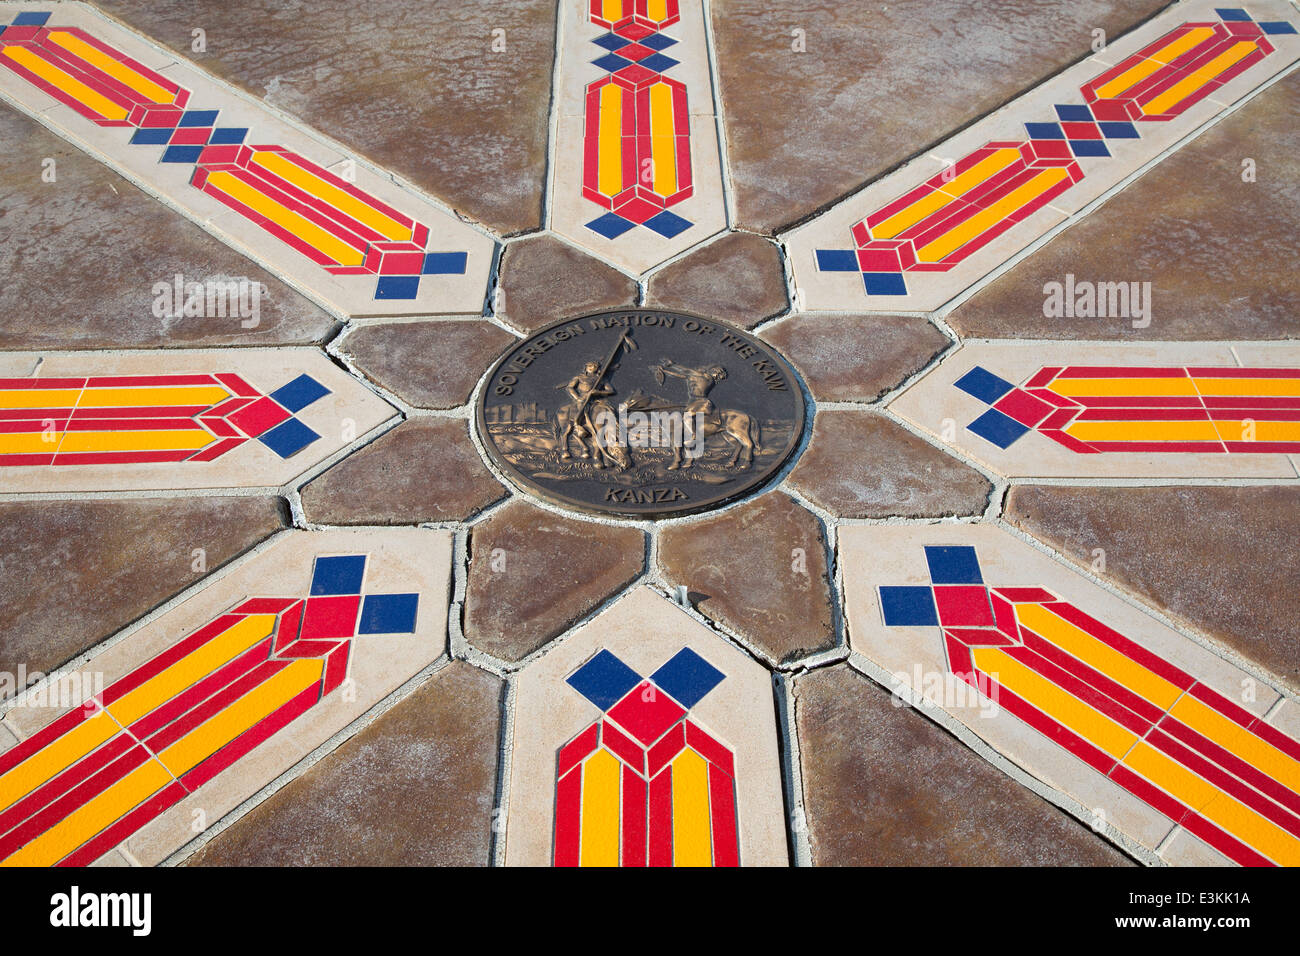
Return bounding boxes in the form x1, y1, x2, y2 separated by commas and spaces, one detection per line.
647, 0, 669, 22
0, 433, 63, 455
57, 429, 214, 454
671, 748, 713, 866
0, 385, 229, 409
1050, 377, 1199, 398
1192, 377, 1300, 397
1143, 40, 1256, 116
157, 657, 323, 777
0, 388, 83, 409
1065, 420, 1222, 443
916, 167, 1068, 264
106, 615, 276, 728
971, 646, 1139, 759
578, 748, 620, 867
1, 46, 128, 121
0, 711, 119, 815
597, 83, 624, 197
1015, 603, 1183, 710
1213, 420, 1300, 444
205, 170, 365, 267
1095, 27, 1216, 98
250, 152, 412, 243
1170, 695, 1300, 794
46, 31, 173, 104
648, 81, 677, 197
1, 759, 173, 867
600, 0, 624, 22
873, 148, 1020, 240
1125, 742, 1300, 865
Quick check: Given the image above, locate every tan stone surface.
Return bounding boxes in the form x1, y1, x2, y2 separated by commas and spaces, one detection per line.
646, 232, 788, 328
951, 72, 1300, 340
497, 235, 638, 334
657, 492, 834, 664
188, 662, 502, 866
464, 501, 645, 662
760, 313, 949, 403
794, 665, 1135, 866
342, 322, 517, 410
0, 496, 284, 699
788, 410, 991, 518
1006, 485, 1300, 689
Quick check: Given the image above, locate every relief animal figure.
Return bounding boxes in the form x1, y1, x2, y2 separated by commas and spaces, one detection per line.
653, 360, 763, 470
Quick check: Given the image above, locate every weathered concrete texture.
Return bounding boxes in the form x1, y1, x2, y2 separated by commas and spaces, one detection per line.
300, 418, 505, 525
951, 72, 1300, 339
1006, 485, 1300, 689
712, 0, 1170, 233
188, 662, 502, 866
646, 232, 788, 328
342, 321, 517, 409
0, 497, 285, 699
794, 664, 1135, 866
97, 0, 556, 234
464, 500, 645, 662
0, 104, 336, 349
496, 235, 638, 334
657, 492, 835, 665
788, 411, 991, 518
761, 313, 949, 402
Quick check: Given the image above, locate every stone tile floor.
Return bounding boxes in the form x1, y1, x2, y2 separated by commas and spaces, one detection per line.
0, 0, 1297, 867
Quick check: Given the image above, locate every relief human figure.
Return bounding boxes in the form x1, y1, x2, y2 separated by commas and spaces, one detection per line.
653, 359, 762, 470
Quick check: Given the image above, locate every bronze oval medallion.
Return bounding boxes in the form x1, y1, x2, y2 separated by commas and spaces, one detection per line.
476, 311, 806, 518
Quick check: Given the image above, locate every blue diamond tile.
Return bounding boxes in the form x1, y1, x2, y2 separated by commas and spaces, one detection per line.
358, 593, 420, 634
423, 251, 468, 275
593, 31, 630, 51
1069, 139, 1111, 158
586, 212, 637, 239
924, 546, 984, 585
1215, 8, 1252, 21
650, 649, 725, 709
209, 127, 248, 144
1025, 122, 1064, 140
311, 555, 367, 596
375, 275, 421, 299
816, 249, 859, 271
131, 128, 173, 146
179, 109, 219, 127
967, 408, 1031, 449
269, 374, 330, 413
879, 587, 939, 627
638, 52, 679, 72
1261, 21, 1298, 34
644, 210, 691, 238
13, 12, 52, 25
862, 272, 908, 295
953, 366, 1015, 404
1054, 104, 1094, 121
258, 417, 320, 458
567, 650, 643, 712
1099, 121, 1139, 139
160, 144, 204, 163
640, 33, 678, 50
592, 53, 632, 72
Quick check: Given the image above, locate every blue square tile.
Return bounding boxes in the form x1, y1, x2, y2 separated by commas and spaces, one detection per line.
1215, 8, 1252, 21
258, 417, 320, 458
1025, 122, 1064, 140
311, 555, 367, 596
644, 210, 691, 238
179, 109, 219, 127
816, 248, 860, 272
567, 650, 642, 711
1069, 139, 1111, 158
1099, 121, 1139, 139
209, 127, 248, 144
862, 272, 908, 295
131, 128, 173, 146
375, 275, 421, 300
1054, 104, 1093, 121
13, 12, 52, 25
1261, 21, 1298, 34
638, 53, 679, 72
586, 212, 636, 239
358, 593, 420, 634
924, 546, 984, 585
160, 144, 204, 164
269, 374, 330, 413
423, 251, 468, 275
879, 587, 939, 628
640, 33, 678, 50
592, 53, 632, 72
650, 649, 725, 709
593, 32, 630, 51
953, 366, 1015, 404
967, 408, 1031, 449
